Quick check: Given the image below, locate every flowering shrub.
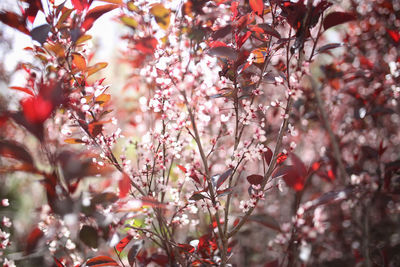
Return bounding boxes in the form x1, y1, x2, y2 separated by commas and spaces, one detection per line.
0, 0, 399, 266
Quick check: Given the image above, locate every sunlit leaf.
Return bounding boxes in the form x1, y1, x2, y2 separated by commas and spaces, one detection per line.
116, 235, 133, 253
82, 4, 119, 31
87, 62, 108, 76
150, 3, 170, 30
72, 52, 87, 71
249, 47, 268, 63
76, 34, 92, 44
64, 138, 85, 144
86, 256, 119, 266
95, 94, 111, 105
249, 0, 263, 16
56, 8, 73, 28
120, 15, 138, 29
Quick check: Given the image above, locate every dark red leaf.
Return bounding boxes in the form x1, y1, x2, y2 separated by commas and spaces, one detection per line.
249, 0, 263, 16
119, 173, 131, 198
214, 168, 233, 189
216, 187, 234, 197
273, 165, 305, 191
30, 24, 51, 44
263, 147, 273, 165
264, 259, 279, 267
128, 241, 143, 266
290, 153, 307, 178
208, 46, 238, 61
26, 227, 44, 254
151, 254, 169, 266
0, 115, 7, 127
24, 0, 44, 23
317, 43, 343, 54
247, 174, 263, 185
0, 11, 29, 35
86, 256, 119, 266
0, 140, 34, 165
79, 225, 98, 248
323, 12, 356, 31
258, 24, 281, 39
189, 192, 208, 201
91, 192, 119, 207
116, 235, 133, 253
82, 4, 119, 31
248, 214, 281, 232
211, 25, 232, 40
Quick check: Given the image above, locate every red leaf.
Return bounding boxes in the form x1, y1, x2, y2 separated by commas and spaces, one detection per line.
127, 241, 143, 266
0, 11, 29, 35
263, 147, 273, 165
0, 115, 7, 127
54, 257, 66, 267
21, 96, 53, 124
276, 153, 287, 164
116, 235, 133, 253
0, 140, 34, 165
208, 41, 228, 48
24, 0, 44, 23
247, 174, 263, 185
119, 173, 131, 198
82, 4, 119, 31
290, 153, 307, 178
177, 164, 187, 173
135, 37, 158, 54
26, 227, 44, 254
86, 256, 119, 266
72, 0, 89, 11
249, 0, 263, 16
387, 29, 400, 43
151, 254, 169, 266
323, 12, 356, 31
273, 165, 305, 191
177, 243, 195, 253
237, 31, 251, 48
9, 86, 34, 96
